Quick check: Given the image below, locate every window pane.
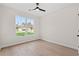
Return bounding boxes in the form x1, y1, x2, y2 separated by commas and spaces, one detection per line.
16, 16, 35, 36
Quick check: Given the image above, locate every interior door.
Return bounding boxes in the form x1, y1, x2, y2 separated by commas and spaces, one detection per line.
77, 12, 79, 54
78, 15, 79, 54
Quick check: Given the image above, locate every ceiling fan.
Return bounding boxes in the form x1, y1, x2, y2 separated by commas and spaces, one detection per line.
29, 3, 46, 12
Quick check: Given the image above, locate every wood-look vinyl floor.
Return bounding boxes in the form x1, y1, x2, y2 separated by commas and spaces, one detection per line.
0, 39, 78, 56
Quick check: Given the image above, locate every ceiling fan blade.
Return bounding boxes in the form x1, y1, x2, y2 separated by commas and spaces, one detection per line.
39, 8, 46, 12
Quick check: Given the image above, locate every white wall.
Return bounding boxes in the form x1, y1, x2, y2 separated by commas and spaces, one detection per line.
0, 5, 3, 47
0, 5, 40, 48
41, 5, 78, 50
0, 5, 2, 47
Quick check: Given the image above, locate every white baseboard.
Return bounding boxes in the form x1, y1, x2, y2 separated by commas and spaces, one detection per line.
43, 39, 77, 50
1, 39, 38, 48
0, 38, 77, 51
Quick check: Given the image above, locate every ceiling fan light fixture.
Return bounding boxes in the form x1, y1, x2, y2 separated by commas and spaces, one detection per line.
35, 9, 39, 11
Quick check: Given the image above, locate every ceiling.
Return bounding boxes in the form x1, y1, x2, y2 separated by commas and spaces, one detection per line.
0, 3, 74, 17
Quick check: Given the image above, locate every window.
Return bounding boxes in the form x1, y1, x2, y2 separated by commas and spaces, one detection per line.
16, 16, 35, 36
